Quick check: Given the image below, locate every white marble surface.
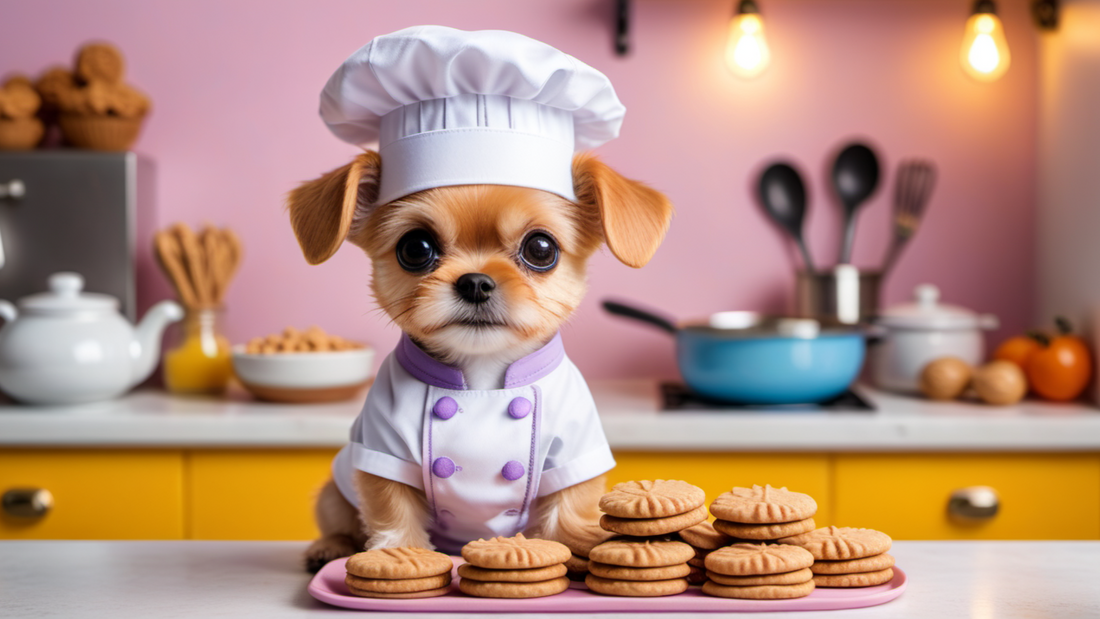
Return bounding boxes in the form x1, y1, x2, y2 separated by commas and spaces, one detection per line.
1, 379, 1099, 450
0, 541, 1097, 618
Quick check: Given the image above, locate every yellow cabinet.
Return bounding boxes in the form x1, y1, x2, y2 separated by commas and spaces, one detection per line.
0, 449, 184, 539
186, 449, 338, 540
610, 452, 832, 525
834, 453, 1100, 540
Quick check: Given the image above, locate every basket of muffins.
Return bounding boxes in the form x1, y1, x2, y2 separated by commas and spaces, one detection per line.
336, 479, 898, 604
0, 42, 152, 152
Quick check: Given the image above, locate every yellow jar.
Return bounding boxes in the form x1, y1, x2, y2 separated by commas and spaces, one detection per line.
163, 309, 232, 394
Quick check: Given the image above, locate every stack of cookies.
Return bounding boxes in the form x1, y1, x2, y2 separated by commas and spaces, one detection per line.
458, 534, 572, 599
710, 485, 817, 543
678, 521, 733, 584
586, 538, 695, 597
702, 543, 816, 600
344, 547, 454, 599
780, 526, 895, 588
598, 480, 708, 537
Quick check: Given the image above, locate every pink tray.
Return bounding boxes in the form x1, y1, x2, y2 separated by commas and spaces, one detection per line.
308, 557, 906, 613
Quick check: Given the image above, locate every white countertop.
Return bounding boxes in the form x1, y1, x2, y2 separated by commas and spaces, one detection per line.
2, 379, 1099, 451
1, 540, 1097, 618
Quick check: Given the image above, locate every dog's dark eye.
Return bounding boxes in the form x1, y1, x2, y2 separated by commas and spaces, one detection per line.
396, 230, 439, 272
519, 232, 559, 272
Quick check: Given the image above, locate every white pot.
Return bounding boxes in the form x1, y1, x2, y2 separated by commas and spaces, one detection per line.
870, 284, 999, 394
0, 272, 183, 405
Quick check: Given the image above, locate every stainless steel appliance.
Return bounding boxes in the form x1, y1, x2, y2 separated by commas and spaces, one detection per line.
0, 151, 154, 320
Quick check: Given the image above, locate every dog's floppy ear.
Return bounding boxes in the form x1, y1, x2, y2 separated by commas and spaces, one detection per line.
572, 153, 673, 268
287, 151, 381, 265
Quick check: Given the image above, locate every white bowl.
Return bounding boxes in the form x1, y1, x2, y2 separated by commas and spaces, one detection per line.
231, 346, 375, 403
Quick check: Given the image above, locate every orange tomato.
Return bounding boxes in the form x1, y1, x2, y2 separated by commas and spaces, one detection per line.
993, 336, 1042, 371
1025, 319, 1093, 402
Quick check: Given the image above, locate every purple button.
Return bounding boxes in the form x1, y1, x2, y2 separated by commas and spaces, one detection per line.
433, 397, 458, 420
502, 460, 525, 481
432, 457, 456, 478
508, 397, 532, 419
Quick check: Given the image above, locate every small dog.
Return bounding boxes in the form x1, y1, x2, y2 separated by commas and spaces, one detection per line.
289, 150, 671, 571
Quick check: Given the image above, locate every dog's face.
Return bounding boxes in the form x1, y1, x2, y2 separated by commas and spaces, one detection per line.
355, 185, 602, 359
287, 151, 673, 360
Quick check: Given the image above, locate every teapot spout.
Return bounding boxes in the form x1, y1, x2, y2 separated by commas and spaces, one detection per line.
131, 300, 184, 386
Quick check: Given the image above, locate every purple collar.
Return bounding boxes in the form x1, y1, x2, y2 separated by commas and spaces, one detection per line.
395, 332, 565, 390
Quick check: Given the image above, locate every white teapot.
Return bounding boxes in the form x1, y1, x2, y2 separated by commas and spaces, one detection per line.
0, 272, 183, 405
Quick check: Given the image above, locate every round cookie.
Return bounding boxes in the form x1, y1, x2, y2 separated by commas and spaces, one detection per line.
779, 526, 892, 561
588, 561, 692, 581
600, 504, 708, 536
556, 523, 616, 558
585, 574, 689, 597
461, 533, 571, 569
345, 572, 451, 593
345, 584, 451, 599
679, 521, 734, 550
345, 547, 453, 579
813, 567, 895, 588
710, 485, 818, 524
701, 579, 815, 599
599, 480, 706, 519
706, 567, 813, 586
565, 554, 589, 574
459, 576, 570, 598
713, 518, 816, 540
704, 543, 814, 576
457, 563, 567, 583
811, 553, 895, 575
589, 539, 695, 568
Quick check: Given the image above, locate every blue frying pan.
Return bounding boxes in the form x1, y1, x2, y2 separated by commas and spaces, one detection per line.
603, 300, 866, 405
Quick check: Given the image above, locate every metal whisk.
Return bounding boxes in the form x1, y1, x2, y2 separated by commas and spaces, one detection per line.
881, 159, 936, 276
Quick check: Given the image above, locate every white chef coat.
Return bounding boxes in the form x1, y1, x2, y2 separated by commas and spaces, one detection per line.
332, 332, 616, 553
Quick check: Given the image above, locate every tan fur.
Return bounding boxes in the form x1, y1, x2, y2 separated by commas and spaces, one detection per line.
287, 151, 380, 265
291, 151, 671, 571
573, 153, 674, 268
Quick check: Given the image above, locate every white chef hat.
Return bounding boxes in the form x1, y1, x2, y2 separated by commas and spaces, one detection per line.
319, 25, 626, 205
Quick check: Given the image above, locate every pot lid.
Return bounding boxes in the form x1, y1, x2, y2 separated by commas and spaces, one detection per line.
19, 272, 119, 313
878, 284, 997, 330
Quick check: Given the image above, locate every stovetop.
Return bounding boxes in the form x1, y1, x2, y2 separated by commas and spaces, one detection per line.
659, 382, 875, 412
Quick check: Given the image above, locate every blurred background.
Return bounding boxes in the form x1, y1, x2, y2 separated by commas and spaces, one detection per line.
0, 0, 1066, 379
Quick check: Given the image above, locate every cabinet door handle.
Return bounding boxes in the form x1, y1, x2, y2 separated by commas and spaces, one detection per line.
2, 488, 53, 519
947, 486, 999, 522
0, 179, 25, 200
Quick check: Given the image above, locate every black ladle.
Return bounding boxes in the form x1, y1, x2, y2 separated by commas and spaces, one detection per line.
833, 143, 880, 264
757, 163, 815, 274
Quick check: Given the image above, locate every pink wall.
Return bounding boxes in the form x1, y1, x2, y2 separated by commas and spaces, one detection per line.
1, 0, 1037, 380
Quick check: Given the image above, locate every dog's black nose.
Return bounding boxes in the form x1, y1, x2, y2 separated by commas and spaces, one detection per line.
455, 273, 496, 304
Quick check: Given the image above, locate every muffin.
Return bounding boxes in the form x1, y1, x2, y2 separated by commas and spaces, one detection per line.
54, 43, 151, 151
0, 76, 44, 150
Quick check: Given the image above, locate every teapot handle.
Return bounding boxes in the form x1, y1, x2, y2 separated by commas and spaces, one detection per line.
0, 300, 15, 323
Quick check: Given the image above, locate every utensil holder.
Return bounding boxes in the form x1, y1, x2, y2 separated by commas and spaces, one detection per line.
796, 266, 882, 325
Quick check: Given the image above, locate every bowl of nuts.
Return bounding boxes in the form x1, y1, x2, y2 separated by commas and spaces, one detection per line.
232, 326, 374, 403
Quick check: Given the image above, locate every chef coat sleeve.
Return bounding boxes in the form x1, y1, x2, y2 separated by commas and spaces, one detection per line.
536, 362, 616, 496
348, 353, 425, 490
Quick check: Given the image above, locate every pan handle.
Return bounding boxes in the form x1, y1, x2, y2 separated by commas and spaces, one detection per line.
602, 300, 678, 334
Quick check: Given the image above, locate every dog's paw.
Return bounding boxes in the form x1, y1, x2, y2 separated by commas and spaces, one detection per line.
304, 534, 358, 573
366, 528, 434, 551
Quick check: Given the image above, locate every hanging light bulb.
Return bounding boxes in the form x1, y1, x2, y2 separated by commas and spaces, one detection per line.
726, 0, 770, 78
960, 0, 1010, 82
